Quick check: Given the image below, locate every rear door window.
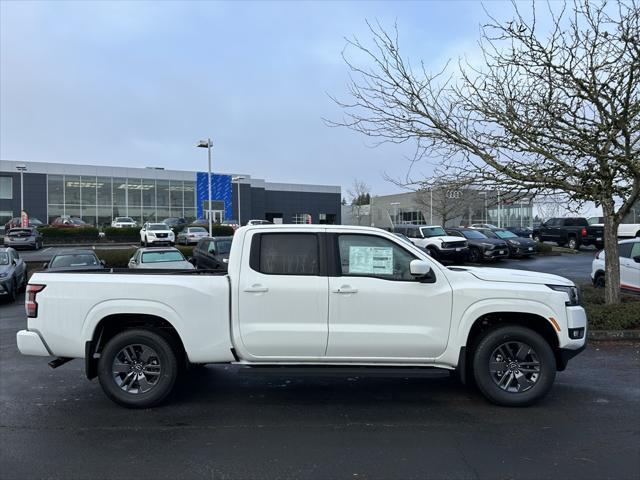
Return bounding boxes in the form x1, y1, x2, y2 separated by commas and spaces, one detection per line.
255, 233, 319, 275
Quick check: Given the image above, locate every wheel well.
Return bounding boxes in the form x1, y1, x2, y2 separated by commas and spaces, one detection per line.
85, 314, 187, 379
465, 312, 564, 370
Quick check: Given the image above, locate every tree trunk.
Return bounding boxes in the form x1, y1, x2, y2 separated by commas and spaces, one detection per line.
602, 201, 621, 305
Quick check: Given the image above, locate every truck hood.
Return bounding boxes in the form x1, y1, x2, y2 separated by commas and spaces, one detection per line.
428, 235, 466, 243
450, 266, 574, 286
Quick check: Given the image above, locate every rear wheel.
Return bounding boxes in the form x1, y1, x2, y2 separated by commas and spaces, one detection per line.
567, 237, 579, 250
594, 273, 605, 288
472, 325, 556, 407
97, 329, 178, 408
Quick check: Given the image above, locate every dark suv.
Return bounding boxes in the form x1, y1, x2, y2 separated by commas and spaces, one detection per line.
445, 227, 509, 263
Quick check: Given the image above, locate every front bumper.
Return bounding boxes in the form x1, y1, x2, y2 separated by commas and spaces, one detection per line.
483, 248, 509, 259
439, 247, 469, 260
17, 330, 51, 356
509, 245, 536, 256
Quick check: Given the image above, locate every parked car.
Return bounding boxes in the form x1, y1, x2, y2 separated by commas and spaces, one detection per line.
0, 247, 27, 302
392, 224, 468, 261
532, 217, 604, 250
476, 228, 537, 258
445, 228, 509, 263
176, 226, 210, 245
4, 216, 45, 234
161, 218, 188, 230
44, 250, 105, 272
17, 224, 587, 408
139, 223, 175, 246
51, 216, 88, 228
246, 219, 272, 226
591, 239, 640, 293
3, 227, 43, 250
111, 217, 137, 228
587, 216, 640, 239
221, 219, 240, 230
470, 223, 500, 229
128, 247, 194, 270
505, 226, 533, 238
192, 236, 233, 270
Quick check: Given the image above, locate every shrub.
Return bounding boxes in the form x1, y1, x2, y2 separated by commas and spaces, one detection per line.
210, 225, 235, 237
94, 248, 137, 268
102, 227, 141, 241
535, 242, 553, 254
176, 246, 194, 257
40, 227, 100, 243
580, 284, 640, 330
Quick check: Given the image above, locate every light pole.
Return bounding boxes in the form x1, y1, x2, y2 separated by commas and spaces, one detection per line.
16, 164, 27, 225
232, 176, 246, 226
197, 139, 213, 233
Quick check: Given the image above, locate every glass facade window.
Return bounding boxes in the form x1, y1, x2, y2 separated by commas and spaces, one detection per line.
0, 176, 12, 199
45, 174, 201, 227
113, 177, 127, 217
292, 213, 311, 224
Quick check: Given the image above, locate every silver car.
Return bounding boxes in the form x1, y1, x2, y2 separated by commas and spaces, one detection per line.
3, 227, 43, 250
128, 247, 194, 270
176, 226, 210, 245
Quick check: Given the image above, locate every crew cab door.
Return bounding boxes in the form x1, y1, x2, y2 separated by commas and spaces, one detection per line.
620, 242, 640, 292
326, 233, 452, 359
237, 230, 328, 358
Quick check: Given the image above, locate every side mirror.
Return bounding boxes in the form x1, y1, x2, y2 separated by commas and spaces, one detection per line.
634, 255, 640, 264
187, 257, 195, 265
410, 259, 431, 278
100, 259, 106, 266
42, 262, 48, 269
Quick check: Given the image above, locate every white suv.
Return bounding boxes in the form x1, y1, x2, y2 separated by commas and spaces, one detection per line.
591, 239, 640, 293
393, 224, 469, 262
111, 217, 137, 228
140, 222, 175, 246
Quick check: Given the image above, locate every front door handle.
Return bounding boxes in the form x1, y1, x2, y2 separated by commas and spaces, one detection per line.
244, 284, 269, 293
332, 285, 358, 294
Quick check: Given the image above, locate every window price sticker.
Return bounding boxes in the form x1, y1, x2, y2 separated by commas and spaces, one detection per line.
349, 246, 393, 274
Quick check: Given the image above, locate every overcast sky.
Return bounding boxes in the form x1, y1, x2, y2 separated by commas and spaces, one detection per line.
2, 1, 545, 197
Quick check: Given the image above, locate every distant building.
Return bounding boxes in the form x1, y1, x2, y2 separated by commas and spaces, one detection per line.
0, 160, 341, 226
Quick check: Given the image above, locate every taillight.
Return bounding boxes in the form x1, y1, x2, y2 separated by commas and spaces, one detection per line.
26, 284, 45, 318
594, 249, 603, 259
581, 227, 587, 237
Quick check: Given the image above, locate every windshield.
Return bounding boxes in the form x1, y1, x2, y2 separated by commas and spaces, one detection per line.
50, 254, 99, 268
215, 240, 232, 254
142, 250, 185, 263
0, 253, 8, 265
495, 230, 518, 239
188, 227, 207, 233
148, 224, 169, 231
71, 218, 85, 225
462, 230, 487, 239
115, 217, 134, 222
481, 229, 499, 239
420, 227, 446, 237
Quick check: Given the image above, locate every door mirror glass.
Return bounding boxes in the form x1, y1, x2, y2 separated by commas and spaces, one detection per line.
410, 259, 431, 277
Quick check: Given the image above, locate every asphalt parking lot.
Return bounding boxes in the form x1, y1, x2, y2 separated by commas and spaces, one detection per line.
1, 294, 638, 480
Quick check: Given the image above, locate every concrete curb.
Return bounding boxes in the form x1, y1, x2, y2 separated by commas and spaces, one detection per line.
589, 330, 640, 341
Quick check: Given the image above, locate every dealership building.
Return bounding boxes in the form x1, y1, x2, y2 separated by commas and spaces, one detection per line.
0, 160, 341, 227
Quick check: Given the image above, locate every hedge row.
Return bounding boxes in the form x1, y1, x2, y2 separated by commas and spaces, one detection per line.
580, 284, 640, 330
38, 227, 100, 241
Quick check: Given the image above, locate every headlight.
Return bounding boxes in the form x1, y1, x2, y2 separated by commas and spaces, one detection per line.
147, 232, 156, 237
508, 239, 521, 245
482, 242, 494, 249
0, 272, 8, 278
547, 284, 580, 306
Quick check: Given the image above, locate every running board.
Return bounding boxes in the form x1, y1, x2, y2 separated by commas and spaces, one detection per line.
48, 357, 74, 369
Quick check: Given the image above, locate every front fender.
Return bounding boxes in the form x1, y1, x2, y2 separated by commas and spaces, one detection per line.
455, 298, 561, 349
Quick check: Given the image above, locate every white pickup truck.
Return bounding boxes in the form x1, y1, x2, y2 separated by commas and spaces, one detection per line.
17, 225, 587, 408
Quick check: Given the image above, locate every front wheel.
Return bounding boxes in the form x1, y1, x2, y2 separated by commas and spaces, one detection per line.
472, 325, 556, 407
97, 329, 178, 408
468, 248, 481, 263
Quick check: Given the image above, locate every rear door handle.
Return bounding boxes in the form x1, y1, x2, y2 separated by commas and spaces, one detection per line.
244, 284, 269, 293
332, 285, 358, 294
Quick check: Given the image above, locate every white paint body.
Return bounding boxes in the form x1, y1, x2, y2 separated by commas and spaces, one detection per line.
18, 225, 586, 368
591, 238, 640, 293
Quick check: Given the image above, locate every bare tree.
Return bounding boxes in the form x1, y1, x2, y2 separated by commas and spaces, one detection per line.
348, 179, 371, 225
330, 1, 640, 304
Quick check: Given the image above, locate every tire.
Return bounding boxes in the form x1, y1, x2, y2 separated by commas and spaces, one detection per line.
471, 325, 556, 407
567, 237, 579, 250
594, 273, 605, 288
7, 279, 16, 302
97, 329, 179, 408
468, 247, 481, 263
